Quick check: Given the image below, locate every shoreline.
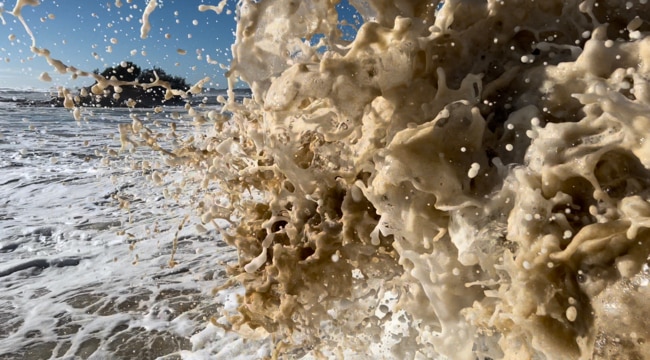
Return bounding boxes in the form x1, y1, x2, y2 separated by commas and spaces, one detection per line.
0, 88, 252, 109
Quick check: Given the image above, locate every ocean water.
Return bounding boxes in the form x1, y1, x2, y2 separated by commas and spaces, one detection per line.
5, 0, 650, 359
0, 93, 269, 359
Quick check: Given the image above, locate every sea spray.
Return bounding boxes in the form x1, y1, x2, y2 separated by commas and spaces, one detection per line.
219, 1, 650, 358
9, 0, 650, 358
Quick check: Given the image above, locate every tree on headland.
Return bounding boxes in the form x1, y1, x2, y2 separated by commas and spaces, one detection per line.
94, 61, 142, 82
92, 62, 189, 90
75, 62, 191, 108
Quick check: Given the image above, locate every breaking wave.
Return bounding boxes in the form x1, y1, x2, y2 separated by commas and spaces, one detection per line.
12, 0, 650, 358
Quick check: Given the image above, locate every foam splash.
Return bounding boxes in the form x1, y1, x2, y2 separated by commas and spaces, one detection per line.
12, 0, 650, 358
216, 0, 650, 358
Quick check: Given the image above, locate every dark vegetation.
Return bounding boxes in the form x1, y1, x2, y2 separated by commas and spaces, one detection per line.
95, 62, 189, 89
59, 62, 191, 108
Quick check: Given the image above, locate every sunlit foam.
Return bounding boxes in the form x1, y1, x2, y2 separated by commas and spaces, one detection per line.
8, 0, 650, 358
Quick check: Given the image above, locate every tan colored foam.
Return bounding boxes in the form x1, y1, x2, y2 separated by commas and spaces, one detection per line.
11, 0, 650, 357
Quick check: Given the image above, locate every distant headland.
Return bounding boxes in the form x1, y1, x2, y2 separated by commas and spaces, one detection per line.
0, 65, 252, 108
49, 62, 191, 108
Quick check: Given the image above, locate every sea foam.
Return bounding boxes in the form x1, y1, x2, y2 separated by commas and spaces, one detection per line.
6, 0, 650, 358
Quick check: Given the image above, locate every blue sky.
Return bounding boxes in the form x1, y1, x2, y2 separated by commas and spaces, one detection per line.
0, 0, 238, 89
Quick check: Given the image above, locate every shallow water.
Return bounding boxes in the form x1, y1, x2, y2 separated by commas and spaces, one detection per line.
0, 97, 270, 359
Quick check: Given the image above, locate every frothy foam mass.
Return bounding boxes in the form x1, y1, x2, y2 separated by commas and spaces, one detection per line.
12, 0, 650, 358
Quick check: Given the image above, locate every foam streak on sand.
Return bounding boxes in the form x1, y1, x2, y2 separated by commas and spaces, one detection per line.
9, 0, 650, 358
